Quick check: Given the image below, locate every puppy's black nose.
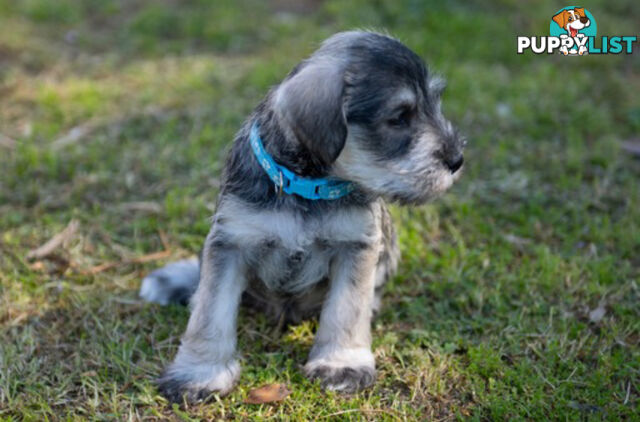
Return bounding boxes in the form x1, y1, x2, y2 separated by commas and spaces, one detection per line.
445, 154, 464, 173
580, 17, 589, 24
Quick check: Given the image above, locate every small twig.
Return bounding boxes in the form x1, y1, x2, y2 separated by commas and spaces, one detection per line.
158, 229, 170, 251
51, 106, 168, 151
560, 367, 578, 384
26, 219, 79, 260
51, 124, 94, 150
84, 249, 172, 275
117, 201, 163, 214
502, 233, 531, 249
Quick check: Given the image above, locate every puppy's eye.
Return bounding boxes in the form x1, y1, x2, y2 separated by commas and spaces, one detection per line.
387, 108, 412, 128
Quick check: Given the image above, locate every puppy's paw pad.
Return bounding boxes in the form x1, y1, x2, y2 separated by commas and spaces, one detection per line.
306, 365, 376, 393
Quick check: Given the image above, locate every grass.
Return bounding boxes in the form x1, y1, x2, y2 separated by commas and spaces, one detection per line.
1, 0, 638, 420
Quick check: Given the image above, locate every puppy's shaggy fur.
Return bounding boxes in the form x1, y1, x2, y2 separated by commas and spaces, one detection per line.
140, 31, 464, 402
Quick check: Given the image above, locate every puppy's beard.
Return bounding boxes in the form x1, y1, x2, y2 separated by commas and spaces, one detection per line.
332, 128, 457, 204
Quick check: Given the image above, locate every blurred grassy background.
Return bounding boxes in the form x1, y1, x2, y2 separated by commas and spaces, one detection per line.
1, 0, 638, 420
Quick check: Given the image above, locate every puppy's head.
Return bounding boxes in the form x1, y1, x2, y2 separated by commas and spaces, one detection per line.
274, 31, 465, 204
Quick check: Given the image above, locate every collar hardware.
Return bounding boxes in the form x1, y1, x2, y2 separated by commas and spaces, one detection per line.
249, 123, 355, 200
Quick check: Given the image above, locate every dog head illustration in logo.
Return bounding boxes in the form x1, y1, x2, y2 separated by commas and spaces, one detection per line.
552, 7, 591, 55
553, 7, 591, 37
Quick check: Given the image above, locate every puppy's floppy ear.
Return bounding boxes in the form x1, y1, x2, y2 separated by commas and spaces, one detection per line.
275, 60, 347, 165
428, 76, 447, 99
552, 10, 568, 29
574, 7, 585, 17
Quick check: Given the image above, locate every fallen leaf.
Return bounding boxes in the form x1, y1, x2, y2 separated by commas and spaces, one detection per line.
30, 261, 46, 271
588, 305, 606, 323
26, 219, 79, 260
244, 383, 291, 404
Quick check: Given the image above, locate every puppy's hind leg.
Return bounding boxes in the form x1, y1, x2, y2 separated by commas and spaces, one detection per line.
140, 257, 200, 305
158, 231, 247, 402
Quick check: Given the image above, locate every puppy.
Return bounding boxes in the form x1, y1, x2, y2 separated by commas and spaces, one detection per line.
553, 7, 591, 55
140, 31, 465, 402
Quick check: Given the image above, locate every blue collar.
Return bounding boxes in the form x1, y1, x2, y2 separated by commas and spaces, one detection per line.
249, 123, 355, 200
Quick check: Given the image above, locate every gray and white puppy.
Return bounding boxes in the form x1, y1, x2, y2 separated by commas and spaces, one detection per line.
140, 31, 464, 402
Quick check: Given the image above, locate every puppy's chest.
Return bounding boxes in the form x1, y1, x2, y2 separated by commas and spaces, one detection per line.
249, 237, 335, 293
217, 198, 378, 294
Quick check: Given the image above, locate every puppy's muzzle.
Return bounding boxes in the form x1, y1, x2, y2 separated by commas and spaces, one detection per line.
445, 154, 464, 174
442, 134, 465, 174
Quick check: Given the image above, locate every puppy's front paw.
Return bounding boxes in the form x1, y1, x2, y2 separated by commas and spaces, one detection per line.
305, 348, 375, 393
157, 360, 240, 403
306, 365, 376, 393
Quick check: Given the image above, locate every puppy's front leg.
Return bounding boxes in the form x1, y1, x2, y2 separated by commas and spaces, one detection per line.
158, 231, 246, 402
305, 245, 378, 393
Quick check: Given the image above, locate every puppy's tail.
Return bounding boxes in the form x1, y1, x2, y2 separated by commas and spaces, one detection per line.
139, 257, 200, 306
